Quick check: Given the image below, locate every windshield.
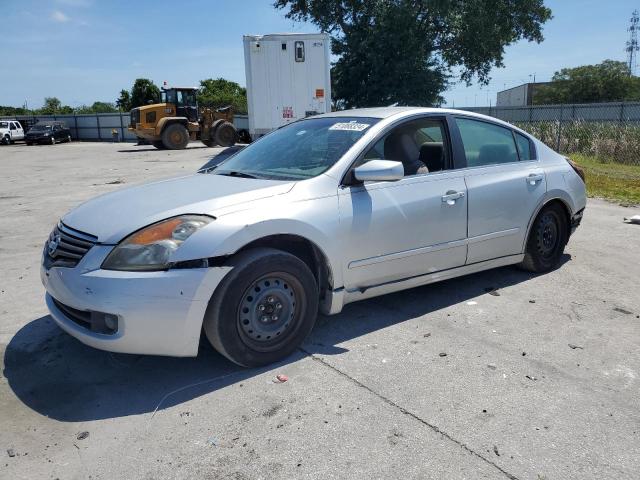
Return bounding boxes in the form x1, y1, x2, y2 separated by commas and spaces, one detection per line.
211, 117, 379, 180
32, 125, 53, 131
0, 122, 8, 129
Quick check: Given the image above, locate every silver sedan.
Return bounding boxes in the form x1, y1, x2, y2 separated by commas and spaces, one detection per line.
41, 107, 586, 366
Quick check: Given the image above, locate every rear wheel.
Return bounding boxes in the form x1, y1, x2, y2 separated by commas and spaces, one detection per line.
50, 136, 56, 145
67, 134, 72, 143
2, 135, 10, 145
161, 123, 189, 150
519, 203, 568, 273
203, 248, 319, 367
214, 122, 237, 147
152, 140, 166, 149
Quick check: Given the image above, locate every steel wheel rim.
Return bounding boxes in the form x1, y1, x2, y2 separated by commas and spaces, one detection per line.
237, 273, 302, 352
170, 131, 182, 144
537, 212, 559, 259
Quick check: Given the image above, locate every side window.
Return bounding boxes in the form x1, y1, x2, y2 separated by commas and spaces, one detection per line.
10, 123, 16, 130
515, 132, 535, 161
294, 41, 305, 62
456, 118, 519, 167
362, 118, 450, 177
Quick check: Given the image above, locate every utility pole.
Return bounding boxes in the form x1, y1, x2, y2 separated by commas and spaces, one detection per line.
627, 10, 639, 76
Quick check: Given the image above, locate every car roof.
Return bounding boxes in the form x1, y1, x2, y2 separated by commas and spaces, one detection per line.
311, 106, 521, 130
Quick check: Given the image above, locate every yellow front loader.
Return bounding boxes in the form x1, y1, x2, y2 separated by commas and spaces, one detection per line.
128, 87, 237, 150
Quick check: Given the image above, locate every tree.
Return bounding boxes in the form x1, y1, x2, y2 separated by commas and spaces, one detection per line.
274, 0, 552, 108
198, 78, 247, 113
40, 97, 62, 114
75, 102, 119, 114
130, 78, 160, 108
533, 60, 640, 105
116, 89, 131, 111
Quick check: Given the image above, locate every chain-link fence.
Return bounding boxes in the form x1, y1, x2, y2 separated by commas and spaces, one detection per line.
463, 102, 640, 165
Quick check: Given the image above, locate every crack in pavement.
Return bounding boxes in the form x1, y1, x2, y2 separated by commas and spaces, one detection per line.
299, 347, 520, 480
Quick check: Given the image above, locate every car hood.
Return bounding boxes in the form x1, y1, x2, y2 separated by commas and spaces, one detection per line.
62, 173, 295, 243
26, 130, 49, 136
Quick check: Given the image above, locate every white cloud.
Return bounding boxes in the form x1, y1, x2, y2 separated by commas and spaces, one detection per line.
51, 10, 70, 23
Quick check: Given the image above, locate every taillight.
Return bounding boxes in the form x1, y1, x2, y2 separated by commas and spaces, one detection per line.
566, 158, 585, 183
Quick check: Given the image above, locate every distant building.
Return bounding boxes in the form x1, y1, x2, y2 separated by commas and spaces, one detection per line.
496, 82, 551, 107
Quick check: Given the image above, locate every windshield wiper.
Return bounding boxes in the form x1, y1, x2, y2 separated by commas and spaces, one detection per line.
217, 170, 259, 179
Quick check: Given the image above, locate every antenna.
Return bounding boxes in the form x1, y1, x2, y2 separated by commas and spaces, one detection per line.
626, 10, 640, 76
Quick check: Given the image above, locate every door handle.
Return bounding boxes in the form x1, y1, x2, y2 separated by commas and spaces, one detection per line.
442, 190, 465, 205
527, 173, 544, 185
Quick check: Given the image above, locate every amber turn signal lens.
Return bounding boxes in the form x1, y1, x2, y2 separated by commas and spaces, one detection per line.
128, 218, 182, 245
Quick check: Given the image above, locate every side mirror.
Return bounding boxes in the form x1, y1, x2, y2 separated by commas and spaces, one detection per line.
353, 160, 404, 182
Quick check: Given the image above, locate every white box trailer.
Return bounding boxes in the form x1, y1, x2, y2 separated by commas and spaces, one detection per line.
243, 33, 331, 139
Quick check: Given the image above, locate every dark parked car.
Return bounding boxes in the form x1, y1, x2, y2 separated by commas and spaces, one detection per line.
25, 122, 72, 145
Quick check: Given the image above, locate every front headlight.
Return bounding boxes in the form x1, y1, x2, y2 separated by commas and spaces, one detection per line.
102, 215, 213, 271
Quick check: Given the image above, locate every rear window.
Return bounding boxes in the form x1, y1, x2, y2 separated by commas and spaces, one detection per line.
456, 118, 519, 167
0, 122, 8, 129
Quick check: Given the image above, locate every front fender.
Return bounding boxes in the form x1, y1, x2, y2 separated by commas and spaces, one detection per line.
170, 194, 345, 289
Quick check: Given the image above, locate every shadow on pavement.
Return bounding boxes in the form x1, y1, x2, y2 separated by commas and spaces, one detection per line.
117, 146, 211, 153
3, 255, 570, 422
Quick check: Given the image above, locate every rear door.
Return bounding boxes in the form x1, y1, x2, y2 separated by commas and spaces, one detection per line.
13, 122, 25, 140
453, 116, 546, 264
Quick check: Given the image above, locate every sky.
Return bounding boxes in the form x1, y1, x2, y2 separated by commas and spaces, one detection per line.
1, 0, 638, 109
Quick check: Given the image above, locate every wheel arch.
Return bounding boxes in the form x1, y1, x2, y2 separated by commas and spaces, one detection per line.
231, 234, 334, 301
156, 117, 188, 136
522, 194, 573, 252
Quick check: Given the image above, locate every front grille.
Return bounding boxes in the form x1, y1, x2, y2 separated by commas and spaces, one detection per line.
129, 108, 140, 128
44, 222, 97, 268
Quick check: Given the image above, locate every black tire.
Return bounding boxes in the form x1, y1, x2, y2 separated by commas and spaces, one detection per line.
214, 122, 237, 147
201, 139, 217, 147
203, 247, 319, 367
50, 136, 56, 145
519, 203, 568, 273
25, 142, 32, 146
161, 123, 189, 150
152, 140, 166, 149
67, 134, 72, 143
2, 136, 9, 145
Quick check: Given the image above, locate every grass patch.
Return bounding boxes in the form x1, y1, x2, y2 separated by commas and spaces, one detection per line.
570, 154, 640, 205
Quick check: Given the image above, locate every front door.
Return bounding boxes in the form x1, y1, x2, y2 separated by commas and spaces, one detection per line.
338, 116, 468, 290
454, 116, 547, 264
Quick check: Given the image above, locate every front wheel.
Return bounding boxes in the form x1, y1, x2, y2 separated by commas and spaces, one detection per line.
203, 248, 319, 367
519, 203, 568, 273
50, 136, 56, 145
214, 122, 237, 147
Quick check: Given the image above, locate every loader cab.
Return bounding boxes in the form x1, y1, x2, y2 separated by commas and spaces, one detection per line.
161, 87, 199, 122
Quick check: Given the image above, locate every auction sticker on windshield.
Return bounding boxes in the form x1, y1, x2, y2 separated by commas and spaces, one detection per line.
329, 122, 371, 132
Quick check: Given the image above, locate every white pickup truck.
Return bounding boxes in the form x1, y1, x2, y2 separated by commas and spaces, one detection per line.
0, 120, 25, 144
